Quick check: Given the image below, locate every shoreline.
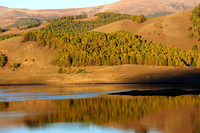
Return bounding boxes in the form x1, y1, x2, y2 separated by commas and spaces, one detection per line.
1, 64, 200, 85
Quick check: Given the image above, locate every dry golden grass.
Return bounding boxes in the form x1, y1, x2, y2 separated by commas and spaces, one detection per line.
0, 36, 63, 84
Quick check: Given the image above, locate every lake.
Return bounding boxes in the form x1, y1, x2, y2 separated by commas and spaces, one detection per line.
0, 84, 200, 133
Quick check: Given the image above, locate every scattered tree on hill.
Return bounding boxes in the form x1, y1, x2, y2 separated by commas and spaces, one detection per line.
192, 44, 198, 50
10, 62, 21, 69
134, 15, 147, 23
0, 54, 7, 67
0, 27, 6, 33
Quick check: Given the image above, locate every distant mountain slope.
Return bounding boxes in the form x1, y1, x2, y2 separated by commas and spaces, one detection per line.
1, 0, 200, 27
103, 0, 200, 15
93, 10, 200, 50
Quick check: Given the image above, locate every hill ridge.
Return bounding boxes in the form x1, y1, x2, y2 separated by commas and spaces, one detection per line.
1, 0, 200, 27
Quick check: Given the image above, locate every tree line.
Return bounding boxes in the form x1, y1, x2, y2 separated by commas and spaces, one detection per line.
42, 12, 147, 33
189, 4, 200, 40
0, 34, 21, 41
6, 18, 41, 29
22, 30, 200, 67
17, 22, 42, 30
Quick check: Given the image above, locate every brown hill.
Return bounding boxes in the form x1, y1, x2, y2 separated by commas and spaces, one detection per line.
1, 0, 200, 28
0, 37, 61, 84
93, 10, 200, 50
103, 0, 200, 15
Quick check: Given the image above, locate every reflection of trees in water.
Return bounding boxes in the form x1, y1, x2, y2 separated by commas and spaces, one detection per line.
0, 102, 9, 111
192, 113, 200, 133
24, 96, 200, 132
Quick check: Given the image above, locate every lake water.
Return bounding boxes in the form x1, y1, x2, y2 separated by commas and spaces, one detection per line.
0, 84, 200, 133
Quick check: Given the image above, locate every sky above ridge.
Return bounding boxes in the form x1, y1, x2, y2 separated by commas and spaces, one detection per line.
0, 0, 119, 9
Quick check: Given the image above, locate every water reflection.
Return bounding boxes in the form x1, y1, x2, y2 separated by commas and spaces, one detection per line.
0, 95, 200, 132
0, 84, 200, 133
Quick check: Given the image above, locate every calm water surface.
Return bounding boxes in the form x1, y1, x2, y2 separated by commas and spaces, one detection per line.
0, 84, 200, 133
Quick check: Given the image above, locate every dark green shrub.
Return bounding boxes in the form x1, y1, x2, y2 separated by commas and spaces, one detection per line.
192, 44, 198, 50
68, 67, 75, 73
77, 68, 87, 73
58, 67, 63, 74
134, 15, 147, 23
0, 27, 6, 33
10, 63, 21, 68
0, 54, 7, 67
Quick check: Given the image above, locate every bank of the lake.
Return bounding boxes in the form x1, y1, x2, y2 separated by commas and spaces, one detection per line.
1, 64, 200, 85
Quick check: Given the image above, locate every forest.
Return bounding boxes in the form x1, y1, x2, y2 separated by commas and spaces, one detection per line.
6, 18, 41, 29
17, 22, 42, 30
189, 4, 200, 40
20, 11, 200, 68
42, 12, 147, 33
0, 34, 21, 41
23, 30, 200, 67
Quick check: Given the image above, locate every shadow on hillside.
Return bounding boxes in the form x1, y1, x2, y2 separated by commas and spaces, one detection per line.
123, 67, 200, 85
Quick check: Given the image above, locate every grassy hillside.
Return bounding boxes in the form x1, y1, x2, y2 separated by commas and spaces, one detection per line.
93, 10, 200, 50
2, 8, 200, 84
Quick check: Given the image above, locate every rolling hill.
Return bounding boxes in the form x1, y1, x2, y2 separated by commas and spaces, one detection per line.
1, 0, 200, 28
1, 5, 200, 84
93, 10, 200, 50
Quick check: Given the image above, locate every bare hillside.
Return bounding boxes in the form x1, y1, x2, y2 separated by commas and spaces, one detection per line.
0, 37, 62, 84
93, 10, 200, 50
103, 0, 200, 15
1, 0, 200, 27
